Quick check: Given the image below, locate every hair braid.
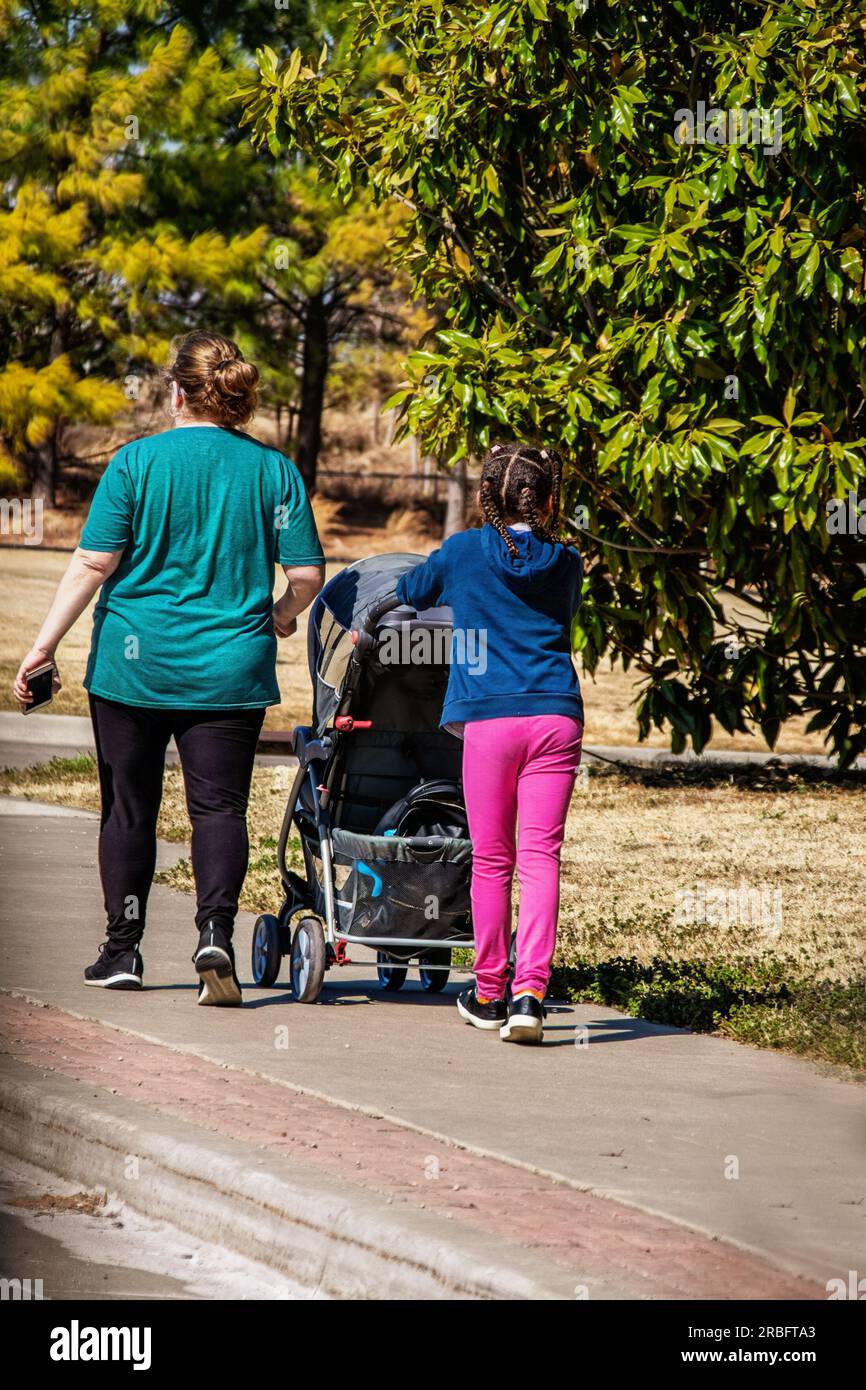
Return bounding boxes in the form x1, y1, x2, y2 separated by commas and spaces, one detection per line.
548, 449, 563, 527
479, 439, 564, 556
479, 467, 519, 558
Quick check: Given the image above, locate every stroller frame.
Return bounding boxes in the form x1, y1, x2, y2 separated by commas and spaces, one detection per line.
251, 557, 475, 1002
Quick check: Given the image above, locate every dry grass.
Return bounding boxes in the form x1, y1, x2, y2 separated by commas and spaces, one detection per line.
560, 772, 865, 980
0, 544, 830, 752
9, 1191, 106, 1215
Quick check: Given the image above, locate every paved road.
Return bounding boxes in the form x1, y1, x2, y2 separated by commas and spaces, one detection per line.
0, 799, 862, 1290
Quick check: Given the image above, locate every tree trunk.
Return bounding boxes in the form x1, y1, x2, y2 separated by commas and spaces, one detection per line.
371, 389, 381, 446
443, 458, 467, 538
422, 451, 434, 499
28, 425, 60, 508
28, 314, 68, 508
295, 292, 329, 490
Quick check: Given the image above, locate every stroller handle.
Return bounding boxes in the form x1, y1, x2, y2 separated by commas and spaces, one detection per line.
352, 592, 404, 654
363, 592, 403, 634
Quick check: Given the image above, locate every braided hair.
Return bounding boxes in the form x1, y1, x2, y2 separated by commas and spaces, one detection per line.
478, 441, 564, 558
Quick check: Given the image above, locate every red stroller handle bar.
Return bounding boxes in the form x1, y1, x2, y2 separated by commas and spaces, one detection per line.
334, 716, 373, 732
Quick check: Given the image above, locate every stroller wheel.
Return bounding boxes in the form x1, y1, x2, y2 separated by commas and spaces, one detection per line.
377, 951, 407, 992
291, 916, 327, 1003
505, 930, 518, 1003
251, 914, 281, 987
419, 948, 451, 993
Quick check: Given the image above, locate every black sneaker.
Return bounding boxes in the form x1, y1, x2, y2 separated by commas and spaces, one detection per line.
84, 943, 143, 990
456, 985, 507, 1031
193, 921, 242, 1007
500, 992, 546, 1044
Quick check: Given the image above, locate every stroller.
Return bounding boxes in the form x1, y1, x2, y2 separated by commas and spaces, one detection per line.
251, 553, 475, 1002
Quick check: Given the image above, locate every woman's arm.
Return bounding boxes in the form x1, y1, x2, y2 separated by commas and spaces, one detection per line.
13, 547, 123, 705
272, 564, 325, 638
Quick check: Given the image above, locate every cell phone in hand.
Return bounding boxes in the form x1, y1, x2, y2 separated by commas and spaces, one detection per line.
23, 661, 55, 714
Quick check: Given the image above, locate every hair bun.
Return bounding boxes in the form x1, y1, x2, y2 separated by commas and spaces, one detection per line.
212, 357, 259, 400
168, 332, 260, 427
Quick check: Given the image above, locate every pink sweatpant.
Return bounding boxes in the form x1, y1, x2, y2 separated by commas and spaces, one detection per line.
462, 714, 583, 1000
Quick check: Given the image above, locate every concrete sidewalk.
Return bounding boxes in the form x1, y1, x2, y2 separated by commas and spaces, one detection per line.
0, 800, 862, 1298
0, 712, 289, 770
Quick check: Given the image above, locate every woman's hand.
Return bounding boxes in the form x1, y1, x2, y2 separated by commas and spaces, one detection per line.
14, 646, 62, 708
272, 596, 297, 639
11, 547, 121, 709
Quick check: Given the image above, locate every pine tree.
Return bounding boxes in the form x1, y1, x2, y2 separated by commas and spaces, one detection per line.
249, 165, 414, 485
0, 2, 266, 502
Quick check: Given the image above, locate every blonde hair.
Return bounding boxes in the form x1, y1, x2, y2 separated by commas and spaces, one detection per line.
168, 331, 259, 428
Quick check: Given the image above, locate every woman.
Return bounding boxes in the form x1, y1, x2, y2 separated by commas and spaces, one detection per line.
13, 332, 324, 1005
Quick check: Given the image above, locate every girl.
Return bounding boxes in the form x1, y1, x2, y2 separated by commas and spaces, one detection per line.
396, 442, 583, 1044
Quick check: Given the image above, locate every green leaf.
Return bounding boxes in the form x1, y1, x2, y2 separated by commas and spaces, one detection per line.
533, 242, 565, 277
796, 242, 821, 296
283, 47, 302, 87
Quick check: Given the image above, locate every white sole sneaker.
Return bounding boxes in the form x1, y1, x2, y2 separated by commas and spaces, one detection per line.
456, 995, 505, 1030
84, 973, 142, 990
500, 1014, 543, 1044
195, 946, 242, 1007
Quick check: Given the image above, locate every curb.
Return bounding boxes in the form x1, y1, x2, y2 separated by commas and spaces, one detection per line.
0, 1059, 579, 1301
581, 744, 865, 771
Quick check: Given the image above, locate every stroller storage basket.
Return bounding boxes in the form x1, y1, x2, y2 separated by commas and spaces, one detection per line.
331, 827, 473, 946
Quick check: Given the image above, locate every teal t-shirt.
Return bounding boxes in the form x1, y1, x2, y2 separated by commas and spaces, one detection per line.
80, 426, 324, 709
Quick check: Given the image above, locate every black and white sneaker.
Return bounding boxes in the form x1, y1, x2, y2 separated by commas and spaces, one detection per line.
500, 992, 546, 1044
194, 921, 242, 1007
456, 985, 507, 1031
84, 943, 143, 990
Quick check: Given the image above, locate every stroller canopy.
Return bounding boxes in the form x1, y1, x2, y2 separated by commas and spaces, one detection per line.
308, 553, 432, 733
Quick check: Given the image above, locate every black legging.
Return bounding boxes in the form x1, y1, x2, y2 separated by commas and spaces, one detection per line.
89, 694, 266, 949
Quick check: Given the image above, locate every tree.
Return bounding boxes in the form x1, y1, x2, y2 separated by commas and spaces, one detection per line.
235, 29, 415, 487
1, 1, 414, 503
0, 2, 266, 503
247, 164, 412, 486
244, 0, 866, 763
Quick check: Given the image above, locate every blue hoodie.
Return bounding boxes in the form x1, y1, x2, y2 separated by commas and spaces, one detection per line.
395, 525, 584, 731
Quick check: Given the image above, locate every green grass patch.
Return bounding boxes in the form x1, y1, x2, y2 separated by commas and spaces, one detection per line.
550, 956, 865, 1073
0, 753, 97, 783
